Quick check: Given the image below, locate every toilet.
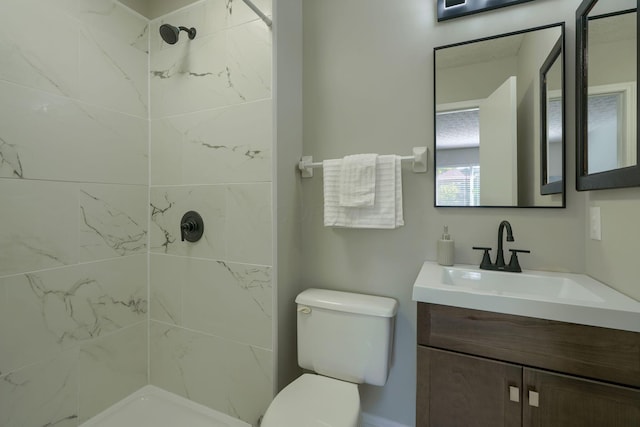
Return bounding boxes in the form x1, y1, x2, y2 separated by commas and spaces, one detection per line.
261, 288, 398, 427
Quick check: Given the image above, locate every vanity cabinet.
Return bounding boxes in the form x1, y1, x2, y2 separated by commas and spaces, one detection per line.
416, 303, 640, 427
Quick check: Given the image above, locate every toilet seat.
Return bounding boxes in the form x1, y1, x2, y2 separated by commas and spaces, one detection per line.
261, 374, 360, 427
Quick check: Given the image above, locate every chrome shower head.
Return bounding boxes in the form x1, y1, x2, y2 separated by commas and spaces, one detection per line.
159, 24, 197, 45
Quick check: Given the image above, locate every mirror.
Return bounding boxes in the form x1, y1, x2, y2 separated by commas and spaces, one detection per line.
577, 0, 640, 190
540, 38, 564, 195
434, 24, 565, 207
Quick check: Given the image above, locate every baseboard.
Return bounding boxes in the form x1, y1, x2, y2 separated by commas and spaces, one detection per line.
361, 413, 411, 427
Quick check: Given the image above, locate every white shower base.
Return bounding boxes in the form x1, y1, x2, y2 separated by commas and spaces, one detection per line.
80, 385, 250, 427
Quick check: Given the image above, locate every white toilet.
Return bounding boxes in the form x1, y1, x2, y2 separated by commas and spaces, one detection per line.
261, 288, 398, 427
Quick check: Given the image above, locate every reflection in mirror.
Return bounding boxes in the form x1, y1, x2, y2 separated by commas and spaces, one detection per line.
577, 0, 640, 190
434, 24, 565, 207
588, 9, 637, 173
540, 38, 564, 195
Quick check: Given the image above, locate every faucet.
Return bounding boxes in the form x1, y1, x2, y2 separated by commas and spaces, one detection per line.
472, 220, 530, 273
495, 220, 514, 268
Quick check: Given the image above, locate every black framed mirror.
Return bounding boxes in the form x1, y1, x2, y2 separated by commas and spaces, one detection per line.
576, 0, 640, 191
434, 23, 565, 208
540, 37, 564, 195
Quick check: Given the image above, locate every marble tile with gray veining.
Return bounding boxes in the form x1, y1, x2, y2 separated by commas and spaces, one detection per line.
0, 80, 148, 184
225, 19, 272, 101
0, 0, 78, 97
150, 31, 227, 118
150, 18, 272, 118
0, 348, 79, 427
226, 183, 272, 265
151, 99, 272, 185
0, 256, 147, 375
223, 0, 273, 28
0, 179, 78, 277
149, 0, 272, 54
150, 118, 183, 185
0, 137, 24, 179
150, 322, 273, 427
79, 321, 148, 422
150, 186, 227, 259
79, 185, 148, 261
150, 254, 183, 325
78, 0, 149, 53
182, 258, 272, 348
78, 25, 149, 118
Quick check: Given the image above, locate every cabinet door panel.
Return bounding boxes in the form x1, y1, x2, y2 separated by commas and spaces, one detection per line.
417, 346, 522, 427
524, 368, 640, 427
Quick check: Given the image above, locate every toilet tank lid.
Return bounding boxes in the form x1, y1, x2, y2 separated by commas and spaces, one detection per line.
296, 289, 398, 317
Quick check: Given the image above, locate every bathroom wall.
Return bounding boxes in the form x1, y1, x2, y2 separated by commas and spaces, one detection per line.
581, 10, 640, 301
273, 0, 305, 391
0, 0, 149, 425
147, 1, 274, 425
302, 0, 590, 425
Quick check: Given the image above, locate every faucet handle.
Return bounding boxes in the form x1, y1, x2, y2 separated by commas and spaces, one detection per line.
472, 246, 494, 270
507, 249, 530, 273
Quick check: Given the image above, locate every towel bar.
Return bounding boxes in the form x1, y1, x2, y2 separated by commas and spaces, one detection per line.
298, 147, 428, 178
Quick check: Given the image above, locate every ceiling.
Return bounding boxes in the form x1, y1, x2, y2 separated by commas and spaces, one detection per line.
118, 0, 200, 20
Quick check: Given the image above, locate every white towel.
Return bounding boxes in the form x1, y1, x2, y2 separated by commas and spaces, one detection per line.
339, 153, 378, 207
323, 155, 404, 229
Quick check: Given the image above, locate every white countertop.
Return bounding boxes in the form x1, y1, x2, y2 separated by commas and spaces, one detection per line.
412, 261, 640, 333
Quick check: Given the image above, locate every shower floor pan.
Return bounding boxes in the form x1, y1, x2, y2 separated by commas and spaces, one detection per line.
80, 386, 250, 427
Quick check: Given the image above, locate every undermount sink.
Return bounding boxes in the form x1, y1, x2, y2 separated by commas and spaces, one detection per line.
412, 262, 640, 332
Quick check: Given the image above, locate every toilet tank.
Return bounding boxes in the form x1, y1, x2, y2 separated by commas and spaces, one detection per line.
295, 288, 398, 386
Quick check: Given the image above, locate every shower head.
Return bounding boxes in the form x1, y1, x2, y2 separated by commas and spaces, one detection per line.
159, 24, 197, 45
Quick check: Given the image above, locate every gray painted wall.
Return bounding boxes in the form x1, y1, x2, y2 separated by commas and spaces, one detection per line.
299, 0, 640, 425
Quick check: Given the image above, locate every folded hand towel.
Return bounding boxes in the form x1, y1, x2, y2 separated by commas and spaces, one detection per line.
339, 154, 378, 207
324, 155, 404, 229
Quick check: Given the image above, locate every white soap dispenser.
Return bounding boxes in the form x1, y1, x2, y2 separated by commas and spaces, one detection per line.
437, 225, 455, 266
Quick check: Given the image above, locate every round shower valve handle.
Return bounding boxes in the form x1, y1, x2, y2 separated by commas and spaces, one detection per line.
181, 221, 198, 232
180, 211, 204, 242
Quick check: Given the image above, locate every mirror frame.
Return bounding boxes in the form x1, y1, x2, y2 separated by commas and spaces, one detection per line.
433, 23, 566, 208
540, 37, 565, 195
576, 0, 640, 191
437, 0, 534, 22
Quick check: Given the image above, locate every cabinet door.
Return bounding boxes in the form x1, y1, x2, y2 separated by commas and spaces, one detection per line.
417, 346, 522, 427
524, 368, 640, 427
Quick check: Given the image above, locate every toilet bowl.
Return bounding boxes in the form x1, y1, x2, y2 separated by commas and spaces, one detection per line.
261, 374, 359, 427
260, 289, 398, 427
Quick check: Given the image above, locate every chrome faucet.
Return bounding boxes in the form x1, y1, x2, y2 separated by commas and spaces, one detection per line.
473, 220, 530, 273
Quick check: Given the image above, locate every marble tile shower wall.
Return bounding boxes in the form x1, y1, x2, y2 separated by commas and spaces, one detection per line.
148, 1, 273, 426
0, 1, 149, 426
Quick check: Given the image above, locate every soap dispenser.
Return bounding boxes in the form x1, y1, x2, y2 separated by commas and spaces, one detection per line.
437, 226, 454, 266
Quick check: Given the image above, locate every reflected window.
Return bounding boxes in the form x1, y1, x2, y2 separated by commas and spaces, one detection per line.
587, 83, 637, 174
547, 97, 563, 182
436, 165, 480, 206
436, 108, 480, 206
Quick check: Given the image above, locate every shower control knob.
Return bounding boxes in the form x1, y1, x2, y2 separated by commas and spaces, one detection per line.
180, 211, 204, 242
181, 221, 197, 232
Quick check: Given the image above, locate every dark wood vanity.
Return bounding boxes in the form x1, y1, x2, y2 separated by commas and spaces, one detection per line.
416, 303, 640, 426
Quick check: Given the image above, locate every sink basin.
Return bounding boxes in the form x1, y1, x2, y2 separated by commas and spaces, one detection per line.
441, 267, 604, 303
412, 262, 640, 332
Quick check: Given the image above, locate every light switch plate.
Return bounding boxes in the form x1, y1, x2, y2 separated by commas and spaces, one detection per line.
590, 207, 602, 241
